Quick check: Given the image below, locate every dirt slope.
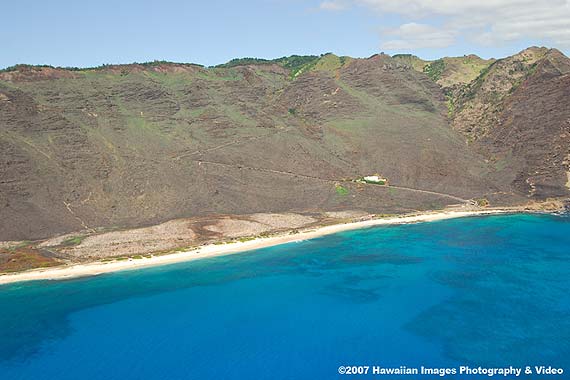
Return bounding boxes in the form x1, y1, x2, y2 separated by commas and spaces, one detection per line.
1, 49, 565, 241
450, 47, 570, 198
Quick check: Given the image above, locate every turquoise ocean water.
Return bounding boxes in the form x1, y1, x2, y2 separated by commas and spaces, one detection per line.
0, 214, 569, 380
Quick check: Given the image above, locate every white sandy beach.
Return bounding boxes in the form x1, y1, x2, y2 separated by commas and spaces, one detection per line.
0, 209, 510, 285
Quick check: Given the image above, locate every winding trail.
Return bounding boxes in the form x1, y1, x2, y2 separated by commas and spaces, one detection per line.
384, 185, 469, 203
184, 158, 471, 203
63, 201, 95, 233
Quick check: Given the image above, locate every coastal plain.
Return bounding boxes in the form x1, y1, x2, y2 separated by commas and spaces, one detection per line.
0, 202, 565, 285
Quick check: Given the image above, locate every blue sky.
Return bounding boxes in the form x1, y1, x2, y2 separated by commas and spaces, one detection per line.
2, 0, 568, 69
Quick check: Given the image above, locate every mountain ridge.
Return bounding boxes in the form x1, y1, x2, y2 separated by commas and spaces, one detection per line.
1, 46, 568, 241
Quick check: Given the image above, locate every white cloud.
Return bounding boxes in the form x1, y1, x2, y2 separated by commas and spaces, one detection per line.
356, 0, 540, 17
382, 23, 456, 49
319, 1, 348, 11
320, 0, 570, 50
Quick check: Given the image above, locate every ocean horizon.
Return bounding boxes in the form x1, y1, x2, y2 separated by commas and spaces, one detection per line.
1, 213, 569, 380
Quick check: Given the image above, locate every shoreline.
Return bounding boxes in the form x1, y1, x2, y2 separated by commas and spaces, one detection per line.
0, 208, 528, 286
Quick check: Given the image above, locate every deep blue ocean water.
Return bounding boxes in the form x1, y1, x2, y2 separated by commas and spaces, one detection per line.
0, 214, 569, 380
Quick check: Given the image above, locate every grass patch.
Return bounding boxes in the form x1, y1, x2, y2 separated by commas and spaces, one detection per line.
311, 54, 347, 73
335, 184, 349, 196
61, 235, 85, 247
6, 241, 33, 252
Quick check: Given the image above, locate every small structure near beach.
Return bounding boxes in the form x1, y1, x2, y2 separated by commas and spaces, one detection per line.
355, 174, 389, 185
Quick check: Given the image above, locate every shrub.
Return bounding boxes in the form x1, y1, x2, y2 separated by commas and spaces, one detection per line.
424, 59, 445, 82
335, 184, 349, 196
61, 236, 85, 246
475, 198, 490, 207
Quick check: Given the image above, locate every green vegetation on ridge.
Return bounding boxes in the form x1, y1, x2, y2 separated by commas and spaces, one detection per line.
423, 59, 446, 82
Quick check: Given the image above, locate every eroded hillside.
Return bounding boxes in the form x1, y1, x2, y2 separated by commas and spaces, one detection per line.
449, 47, 570, 198
0, 49, 567, 241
